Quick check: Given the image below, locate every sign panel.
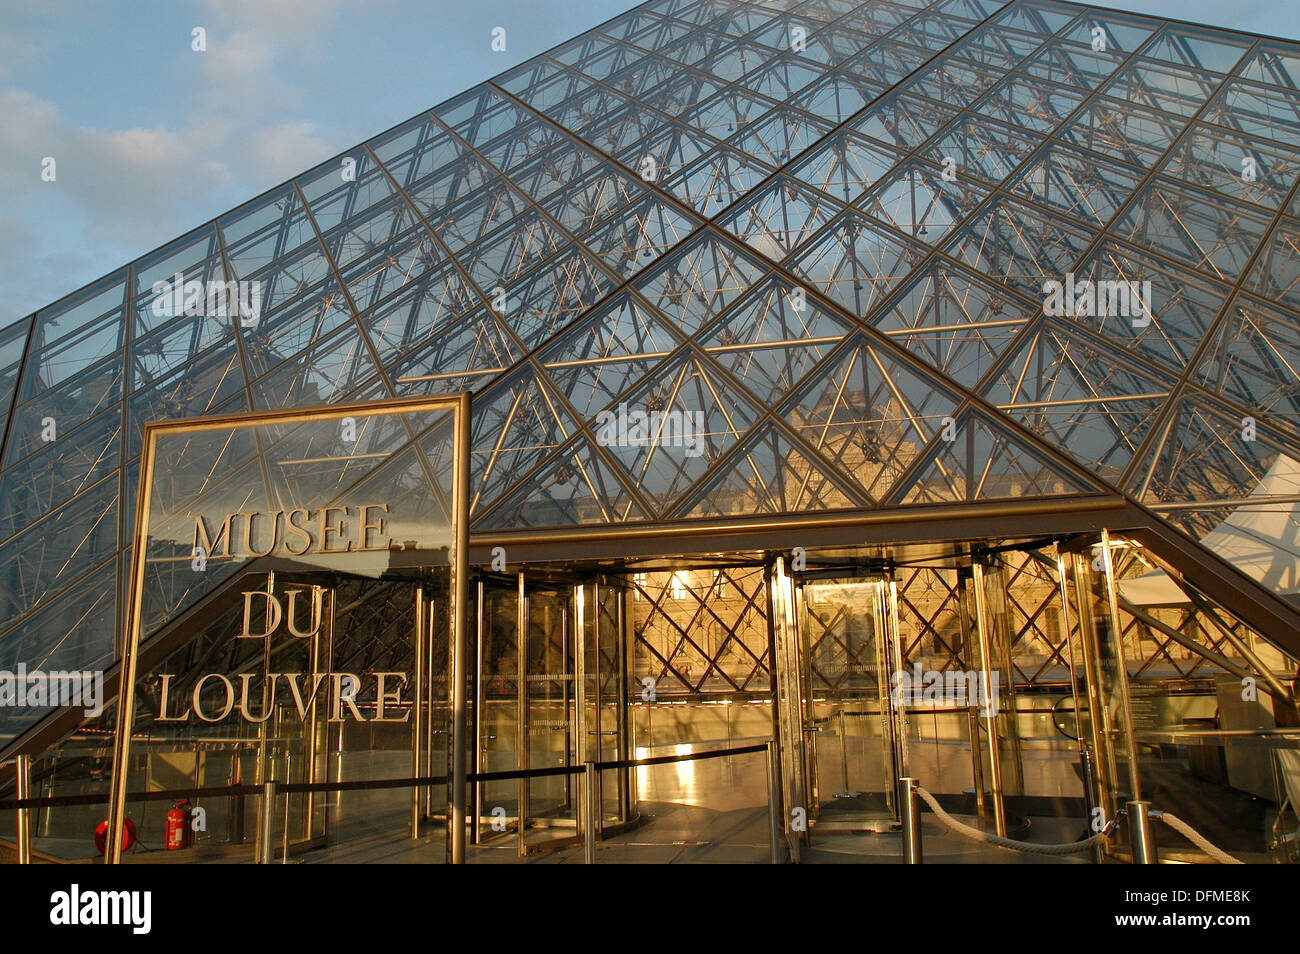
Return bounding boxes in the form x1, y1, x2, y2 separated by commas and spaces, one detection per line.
105, 395, 468, 862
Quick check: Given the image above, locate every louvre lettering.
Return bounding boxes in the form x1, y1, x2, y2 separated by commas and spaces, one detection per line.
156, 671, 410, 724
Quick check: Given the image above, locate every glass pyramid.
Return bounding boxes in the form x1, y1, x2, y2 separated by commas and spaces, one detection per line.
5, 0, 1300, 744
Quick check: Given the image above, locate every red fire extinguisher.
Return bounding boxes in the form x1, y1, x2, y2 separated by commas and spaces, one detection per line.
164, 799, 193, 850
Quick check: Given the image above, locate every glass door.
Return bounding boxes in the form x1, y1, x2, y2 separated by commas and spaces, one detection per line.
473, 570, 632, 853
474, 575, 521, 844
790, 571, 909, 834
574, 579, 634, 838
521, 579, 579, 852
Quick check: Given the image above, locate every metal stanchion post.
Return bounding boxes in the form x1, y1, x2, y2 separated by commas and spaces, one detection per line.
765, 740, 781, 864
15, 755, 31, 865
258, 780, 276, 865
1128, 800, 1157, 864
584, 760, 597, 864
898, 776, 922, 864
282, 790, 291, 864
1079, 750, 1101, 863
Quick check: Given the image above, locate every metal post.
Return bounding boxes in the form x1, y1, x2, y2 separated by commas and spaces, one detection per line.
282, 751, 293, 862
412, 587, 426, 840
258, 780, 276, 864
1128, 800, 1157, 864
967, 706, 987, 818
765, 740, 782, 864
1080, 749, 1101, 863
898, 776, 922, 864
971, 562, 1007, 837
450, 392, 471, 865
15, 755, 31, 864
517, 571, 528, 858
473, 579, 485, 845
584, 759, 597, 864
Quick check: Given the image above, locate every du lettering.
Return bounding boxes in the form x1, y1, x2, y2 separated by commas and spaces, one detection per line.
237, 585, 325, 639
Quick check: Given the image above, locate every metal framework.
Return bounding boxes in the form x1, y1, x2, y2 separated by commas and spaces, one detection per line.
5, 0, 1300, 748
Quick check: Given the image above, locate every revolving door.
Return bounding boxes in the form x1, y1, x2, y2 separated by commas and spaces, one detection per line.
472, 572, 634, 854
772, 549, 1043, 857
775, 563, 910, 841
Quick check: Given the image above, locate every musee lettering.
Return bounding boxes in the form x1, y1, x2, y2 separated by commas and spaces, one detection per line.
191, 503, 390, 558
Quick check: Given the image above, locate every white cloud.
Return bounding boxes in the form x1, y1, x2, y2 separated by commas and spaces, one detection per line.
244, 120, 338, 183
0, 89, 232, 239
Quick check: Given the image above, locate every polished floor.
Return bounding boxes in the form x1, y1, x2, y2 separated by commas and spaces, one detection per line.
295, 739, 1245, 864
14, 714, 1281, 863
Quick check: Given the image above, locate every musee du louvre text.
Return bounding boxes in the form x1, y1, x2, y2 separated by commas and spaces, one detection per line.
155, 575, 410, 725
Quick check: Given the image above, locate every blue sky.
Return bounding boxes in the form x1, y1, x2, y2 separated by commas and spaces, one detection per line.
1, 0, 1294, 324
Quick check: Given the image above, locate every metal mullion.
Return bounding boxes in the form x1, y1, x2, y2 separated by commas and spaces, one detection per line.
654, 319, 877, 515
554, 52, 791, 156
1171, 121, 1300, 212
1236, 305, 1300, 383
628, 357, 691, 489
881, 396, 978, 505
1017, 312, 1182, 406
662, 584, 741, 693
0, 548, 120, 652
0, 478, 114, 608
1022, 321, 1157, 461
1228, 54, 1300, 101
1118, 45, 1300, 488
677, 575, 763, 689
111, 261, 136, 656
431, 113, 718, 519
361, 143, 529, 361
289, 182, 396, 389
287, 180, 462, 527
773, 226, 1110, 484
579, 14, 954, 186
487, 13, 1144, 502
0, 313, 39, 477
207, 221, 279, 517
482, 70, 907, 337
633, 598, 696, 691
469, 340, 696, 524
868, 42, 1272, 472
1086, 241, 1200, 363
690, 348, 770, 492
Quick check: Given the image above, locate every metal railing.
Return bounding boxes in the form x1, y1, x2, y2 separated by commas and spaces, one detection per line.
8, 741, 1253, 865
0, 741, 779, 865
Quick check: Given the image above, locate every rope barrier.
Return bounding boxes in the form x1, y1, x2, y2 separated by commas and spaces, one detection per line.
912, 785, 1109, 855
1153, 811, 1245, 865
912, 786, 1246, 864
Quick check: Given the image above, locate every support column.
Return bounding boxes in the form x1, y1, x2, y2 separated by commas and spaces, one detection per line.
769, 556, 805, 862
970, 556, 1024, 837
15, 754, 31, 864
449, 394, 470, 865
1066, 529, 1142, 857
412, 587, 427, 839
516, 571, 528, 857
